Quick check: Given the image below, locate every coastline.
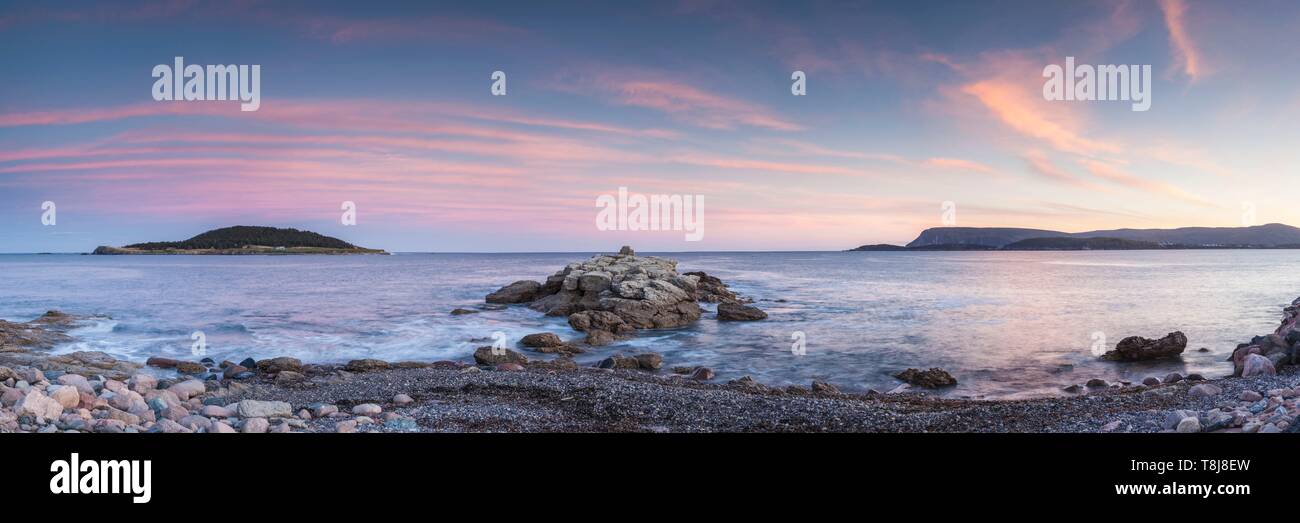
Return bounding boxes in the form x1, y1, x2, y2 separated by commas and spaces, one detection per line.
1, 305, 1297, 433
2, 250, 1297, 433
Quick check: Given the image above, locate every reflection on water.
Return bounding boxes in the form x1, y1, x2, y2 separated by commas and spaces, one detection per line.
0, 250, 1296, 399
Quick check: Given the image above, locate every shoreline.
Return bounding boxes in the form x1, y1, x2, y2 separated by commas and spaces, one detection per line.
2, 250, 1297, 433
1, 310, 1298, 433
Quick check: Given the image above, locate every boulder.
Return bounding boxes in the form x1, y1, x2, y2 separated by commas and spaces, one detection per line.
256, 357, 303, 374
167, 379, 206, 401
717, 302, 768, 321
597, 353, 662, 371
472, 346, 528, 366
16, 390, 64, 419
893, 368, 957, 388
127, 373, 158, 394
1099, 331, 1186, 361
237, 400, 294, 418
519, 333, 564, 348
1242, 353, 1277, 378
1188, 383, 1222, 399
49, 386, 80, 409
486, 280, 542, 304
146, 357, 179, 369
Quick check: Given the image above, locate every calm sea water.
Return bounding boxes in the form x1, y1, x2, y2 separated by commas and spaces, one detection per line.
1, 251, 1297, 399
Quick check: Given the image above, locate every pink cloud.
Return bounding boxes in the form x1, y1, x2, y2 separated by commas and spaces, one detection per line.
1158, 0, 1204, 81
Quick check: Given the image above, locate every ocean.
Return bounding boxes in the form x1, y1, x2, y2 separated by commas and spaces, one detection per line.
2, 250, 1297, 399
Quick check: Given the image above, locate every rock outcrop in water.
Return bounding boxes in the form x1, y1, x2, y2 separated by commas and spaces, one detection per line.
1229, 297, 1300, 376
1099, 331, 1187, 361
484, 247, 759, 344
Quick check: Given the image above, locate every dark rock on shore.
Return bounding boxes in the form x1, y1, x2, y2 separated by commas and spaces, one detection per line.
473, 346, 528, 366
519, 333, 563, 348
595, 353, 662, 371
257, 357, 303, 374
716, 302, 768, 321
894, 368, 957, 388
519, 332, 584, 354
1100, 331, 1187, 361
449, 308, 479, 315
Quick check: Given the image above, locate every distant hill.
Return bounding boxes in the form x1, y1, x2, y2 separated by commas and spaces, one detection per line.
905, 227, 1063, 248
94, 226, 386, 255
904, 223, 1300, 249
1000, 237, 1162, 250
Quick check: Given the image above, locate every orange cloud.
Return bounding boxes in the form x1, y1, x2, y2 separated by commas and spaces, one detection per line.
961, 80, 1120, 156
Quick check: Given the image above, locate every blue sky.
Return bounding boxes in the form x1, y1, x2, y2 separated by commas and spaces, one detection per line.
2, 0, 1298, 252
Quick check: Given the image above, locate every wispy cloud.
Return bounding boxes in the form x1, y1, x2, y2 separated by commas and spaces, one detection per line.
1078, 159, 1214, 207
1022, 151, 1111, 192
1158, 0, 1203, 81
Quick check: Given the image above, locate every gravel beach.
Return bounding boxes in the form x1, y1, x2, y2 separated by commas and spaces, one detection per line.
2, 337, 1298, 433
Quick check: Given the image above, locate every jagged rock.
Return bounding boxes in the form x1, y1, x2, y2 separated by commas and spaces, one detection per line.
486, 280, 542, 304
894, 368, 957, 388
568, 310, 634, 335
682, 271, 739, 303
717, 302, 767, 321
1099, 331, 1186, 361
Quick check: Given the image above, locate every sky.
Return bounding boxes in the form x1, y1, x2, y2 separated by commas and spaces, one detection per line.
1, 0, 1299, 252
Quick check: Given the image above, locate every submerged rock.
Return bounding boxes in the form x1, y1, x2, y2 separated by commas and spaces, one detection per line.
1099, 331, 1187, 361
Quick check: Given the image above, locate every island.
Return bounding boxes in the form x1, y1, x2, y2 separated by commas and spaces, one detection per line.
850, 223, 1300, 251
91, 226, 387, 255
